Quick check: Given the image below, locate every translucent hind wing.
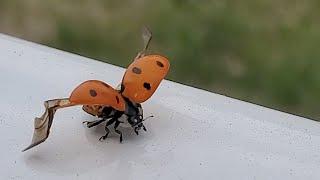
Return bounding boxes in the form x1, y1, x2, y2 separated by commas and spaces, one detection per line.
22, 99, 73, 151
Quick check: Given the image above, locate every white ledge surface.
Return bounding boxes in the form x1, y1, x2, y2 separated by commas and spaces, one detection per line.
0, 33, 320, 180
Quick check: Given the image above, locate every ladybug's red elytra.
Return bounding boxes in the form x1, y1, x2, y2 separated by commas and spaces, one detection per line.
23, 27, 170, 151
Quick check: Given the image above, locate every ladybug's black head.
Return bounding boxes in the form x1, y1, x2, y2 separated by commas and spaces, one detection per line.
128, 115, 143, 127
127, 115, 145, 135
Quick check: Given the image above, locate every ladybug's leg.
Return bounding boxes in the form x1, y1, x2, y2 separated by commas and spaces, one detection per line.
114, 120, 123, 143
83, 106, 116, 128
83, 119, 107, 128
99, 118, 116, 141
99, 111, 123, 141
142, 124, 147, 131
134, 127, 139, 135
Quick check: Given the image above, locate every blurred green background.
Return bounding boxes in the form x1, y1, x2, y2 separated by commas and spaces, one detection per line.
0, 0, 319, 120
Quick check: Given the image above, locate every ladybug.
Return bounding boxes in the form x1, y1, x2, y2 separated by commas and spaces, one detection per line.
23, 27, 170, 151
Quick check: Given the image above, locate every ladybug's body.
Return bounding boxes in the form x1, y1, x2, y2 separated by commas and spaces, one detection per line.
82, 96, 145, 142
23, 27, 169, 151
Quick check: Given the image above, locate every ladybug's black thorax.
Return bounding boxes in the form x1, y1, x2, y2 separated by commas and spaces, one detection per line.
122, 97, 143, 126
123, 97, 140, 116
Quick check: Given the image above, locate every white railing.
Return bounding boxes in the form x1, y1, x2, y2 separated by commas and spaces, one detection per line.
0, 33, 319, 180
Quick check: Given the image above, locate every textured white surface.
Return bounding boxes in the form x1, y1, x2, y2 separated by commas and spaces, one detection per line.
0, 33, 320, 180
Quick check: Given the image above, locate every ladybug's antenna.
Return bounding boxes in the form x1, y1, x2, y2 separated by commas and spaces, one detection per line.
133, 115, 154, 128
142, 26, 152, 53
142, 115, 154, 122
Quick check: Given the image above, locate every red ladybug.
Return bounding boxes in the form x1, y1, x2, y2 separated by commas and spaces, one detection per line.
23, 27, 170, 151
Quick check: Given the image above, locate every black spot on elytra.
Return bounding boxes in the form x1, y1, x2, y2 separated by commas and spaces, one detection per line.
101, 82, 110, 88
115, 96, 120, 104
132, 67, 142, 74
143, 82, 151, 90
89, 89, 97, 97
156, 61, 164, 67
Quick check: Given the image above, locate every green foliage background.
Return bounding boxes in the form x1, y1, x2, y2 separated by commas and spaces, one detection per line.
0, 0, 319, 120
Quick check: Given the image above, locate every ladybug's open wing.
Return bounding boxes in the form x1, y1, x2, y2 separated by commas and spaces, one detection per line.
23, 80, 125, 151
22, 99, 75, 151
121, 55, 170, 103
69, 80, 125, 111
